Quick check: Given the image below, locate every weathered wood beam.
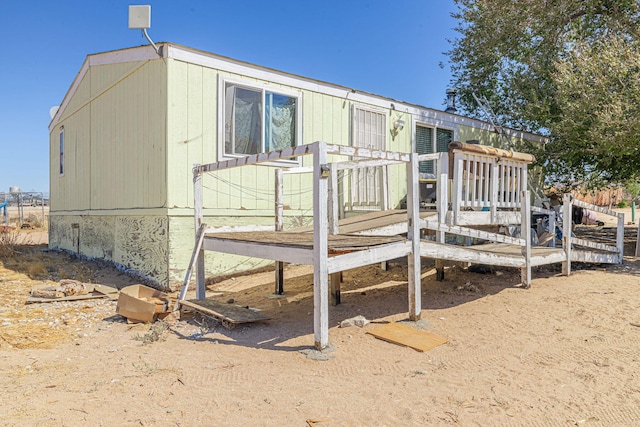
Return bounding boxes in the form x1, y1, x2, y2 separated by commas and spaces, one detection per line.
324, 143, 411, 162
571, 250, 620, 264
407, 154, 421, 321
334, 159, 404, 170
194, 165, 206, 299
313, 142, 330, 350
636, 221, 640, 257
202, 238, 314, 265
424, 221, 525, 246
275, 168, 284, 295
444, 211, 522, 226
570, 237, 619, 253
326, 241, 412, 274
562, 194, 572, 276
420, 242, 526, 267
197, 144, 316, 173
572, 199, 623, 218
521, 190, 532, 288
616, 213, 625, 263
435, 152, 448, 281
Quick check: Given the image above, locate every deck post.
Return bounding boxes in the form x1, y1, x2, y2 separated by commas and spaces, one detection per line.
407, 153, 422, 320
435, 152, 449, 281
313, 142, 330, 350
274, 168, 285, 295
328, 163, 342, 305
562, 194, 572, 276
548, 210, 556, 248
194, 165, 206, 299
452, 151, 463, 225
636, 219, 640, 257
490, 159, 499, 224
521, 190, 532, 287
328, 163, 339, 235
616, 212, 625, 263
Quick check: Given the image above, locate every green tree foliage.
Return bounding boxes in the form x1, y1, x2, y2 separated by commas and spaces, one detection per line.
448, 0, 640, 187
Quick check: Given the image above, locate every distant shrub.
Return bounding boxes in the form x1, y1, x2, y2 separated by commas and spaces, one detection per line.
617, 200, 628, 208
0, 230, 29, 257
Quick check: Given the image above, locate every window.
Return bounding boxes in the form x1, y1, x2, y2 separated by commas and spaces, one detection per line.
415, 126, 453, 175
223, 81, 299, 159
349, 106, 387, 209
59, 127, 65, 176
416, 125, 434, 173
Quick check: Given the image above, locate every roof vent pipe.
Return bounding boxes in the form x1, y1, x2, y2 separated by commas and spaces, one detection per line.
445, 88, 458, 114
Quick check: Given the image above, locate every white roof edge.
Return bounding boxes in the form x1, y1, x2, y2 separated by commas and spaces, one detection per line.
48, 45, 160, 131
49, 42, 546, 144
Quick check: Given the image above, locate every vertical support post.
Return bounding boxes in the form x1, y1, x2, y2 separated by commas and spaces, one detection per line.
406, 153, 422, 320
328, 163, 339, 236
636, 219, 640, 257
562, 194, 572, 276
451, 152, 463, 225
520, 164, 528, 209
194, 165, 206, 299
548, 210, 556, 248
490, 159, 499, 225
328, 163, 341, 305
337, 169, 345, 220
520, 190, 532, 288
274, 168, 284, 295
313, 142, 329, 350
616, 212, 625, 263
435, 152, 448, 281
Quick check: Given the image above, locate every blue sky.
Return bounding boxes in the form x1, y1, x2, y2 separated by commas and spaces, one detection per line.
0, 0, 458, 193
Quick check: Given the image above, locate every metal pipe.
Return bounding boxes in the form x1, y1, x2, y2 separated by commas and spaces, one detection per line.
142, 28, 161, 56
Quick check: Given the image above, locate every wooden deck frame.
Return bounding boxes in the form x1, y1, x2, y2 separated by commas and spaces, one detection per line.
193, 142, 422, 350
188, 141, 626, 351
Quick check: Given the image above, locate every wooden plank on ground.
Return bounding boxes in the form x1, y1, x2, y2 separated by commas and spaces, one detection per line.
181, 298, 270, 324
367, 322, 448, 352
26, 284, 119, 304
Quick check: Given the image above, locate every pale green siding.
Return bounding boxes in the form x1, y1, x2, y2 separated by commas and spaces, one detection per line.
50, 104, 91, 211
51, 59, 167, 212
90, 60, 167, 209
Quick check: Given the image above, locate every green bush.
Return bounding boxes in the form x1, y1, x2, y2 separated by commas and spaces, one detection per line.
617, 200, 628, 208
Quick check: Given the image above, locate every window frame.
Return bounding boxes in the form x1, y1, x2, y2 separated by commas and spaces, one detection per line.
59, 127, 65, 177
218, 76, 302, 165
413, 122, 456, 177
349, 103, 389, 210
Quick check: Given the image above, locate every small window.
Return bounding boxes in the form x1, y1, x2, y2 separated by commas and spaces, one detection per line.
416, 125, 434, 173
223, 81, 299, 159
59, 127, 65, 176
436, 128, 453, 152
415, 126, 453, 174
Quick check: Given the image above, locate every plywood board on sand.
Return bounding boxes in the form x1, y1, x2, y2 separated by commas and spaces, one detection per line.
181, 298, 270, 325
367, 322, 448, 352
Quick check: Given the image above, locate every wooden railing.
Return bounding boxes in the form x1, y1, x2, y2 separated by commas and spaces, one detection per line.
562, 195, 625, 274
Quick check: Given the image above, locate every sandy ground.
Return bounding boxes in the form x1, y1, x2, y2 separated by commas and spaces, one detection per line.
0, 213, 639, 426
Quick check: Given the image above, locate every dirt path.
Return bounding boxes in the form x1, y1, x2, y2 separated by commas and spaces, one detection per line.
1, 226, 639, 426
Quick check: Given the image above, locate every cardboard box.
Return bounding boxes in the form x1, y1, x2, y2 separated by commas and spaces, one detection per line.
116, 284, 170, 323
